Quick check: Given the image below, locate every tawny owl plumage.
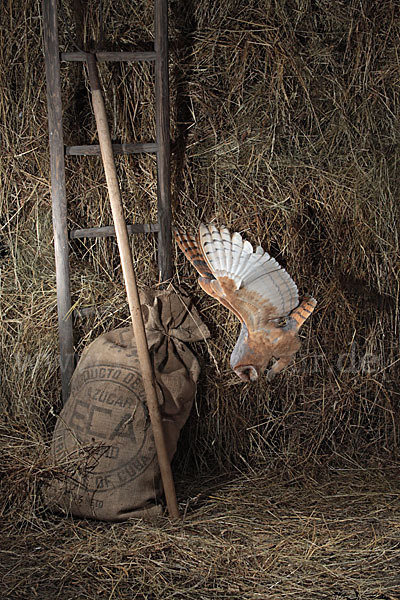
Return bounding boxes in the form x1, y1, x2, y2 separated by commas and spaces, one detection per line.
175, 224, 316, 382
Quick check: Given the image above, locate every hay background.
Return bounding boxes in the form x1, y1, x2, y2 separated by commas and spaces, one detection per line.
1, 0, 400, 598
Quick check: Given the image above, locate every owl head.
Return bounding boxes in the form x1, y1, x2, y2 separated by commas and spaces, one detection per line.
229, 323, 267, 382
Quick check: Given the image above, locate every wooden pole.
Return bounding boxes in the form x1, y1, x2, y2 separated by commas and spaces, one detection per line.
85, 53, 180, 520
154, 0, 173, 283
42, 0, 75, 403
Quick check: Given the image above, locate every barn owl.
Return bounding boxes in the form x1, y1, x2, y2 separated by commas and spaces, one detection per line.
175, 224, 316, 382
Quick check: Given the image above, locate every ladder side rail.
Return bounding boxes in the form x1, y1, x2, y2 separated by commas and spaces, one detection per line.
154, 0, 173, 282
42, 0, 74, 403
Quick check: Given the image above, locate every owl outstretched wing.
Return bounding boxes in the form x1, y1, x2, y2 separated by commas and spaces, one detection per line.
175, 224, 299, 333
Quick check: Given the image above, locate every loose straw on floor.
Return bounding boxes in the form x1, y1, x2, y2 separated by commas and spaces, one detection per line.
85, 52, 180, 520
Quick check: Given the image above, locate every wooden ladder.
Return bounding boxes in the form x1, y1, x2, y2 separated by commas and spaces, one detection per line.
42, 0, 173, 403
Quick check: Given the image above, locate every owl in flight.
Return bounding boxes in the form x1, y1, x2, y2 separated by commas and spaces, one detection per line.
175, 224, 316, 382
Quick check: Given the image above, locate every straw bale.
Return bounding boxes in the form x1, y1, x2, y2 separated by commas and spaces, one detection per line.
1, 0, 399, 463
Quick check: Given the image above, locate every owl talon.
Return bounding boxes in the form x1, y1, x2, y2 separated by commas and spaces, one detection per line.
266, 369, 276, 382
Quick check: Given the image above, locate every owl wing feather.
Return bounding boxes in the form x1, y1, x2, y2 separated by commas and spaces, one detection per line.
174, 229, 214, 279
198, 224, 299, 330
174, 229, 243, 320
175, 224, 300, 333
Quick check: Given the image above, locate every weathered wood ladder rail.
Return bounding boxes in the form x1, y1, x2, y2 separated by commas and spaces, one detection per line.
42, 0, 173, 404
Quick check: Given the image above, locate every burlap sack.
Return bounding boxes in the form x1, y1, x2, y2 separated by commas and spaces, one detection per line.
46, 289, 209, 521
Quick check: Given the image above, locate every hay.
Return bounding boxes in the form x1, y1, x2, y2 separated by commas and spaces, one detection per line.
2, 470, 400, 599
1, 0, 400, 596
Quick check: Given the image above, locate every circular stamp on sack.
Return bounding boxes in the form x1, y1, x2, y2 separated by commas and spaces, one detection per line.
53, 364, 157, 493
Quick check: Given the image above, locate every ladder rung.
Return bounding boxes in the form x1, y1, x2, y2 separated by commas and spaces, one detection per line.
66, 142, 158, 156
70, 223, 160, 239
73, 304, 117, 318
61, 51, 156, 63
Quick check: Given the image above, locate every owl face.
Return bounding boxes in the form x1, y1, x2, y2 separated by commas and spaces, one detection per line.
230, 323, 267, 381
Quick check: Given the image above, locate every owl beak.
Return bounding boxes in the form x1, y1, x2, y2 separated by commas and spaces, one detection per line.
234, 365, 259, 382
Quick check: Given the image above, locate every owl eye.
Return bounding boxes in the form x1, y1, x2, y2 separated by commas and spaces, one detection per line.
276, 317, 289, 328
